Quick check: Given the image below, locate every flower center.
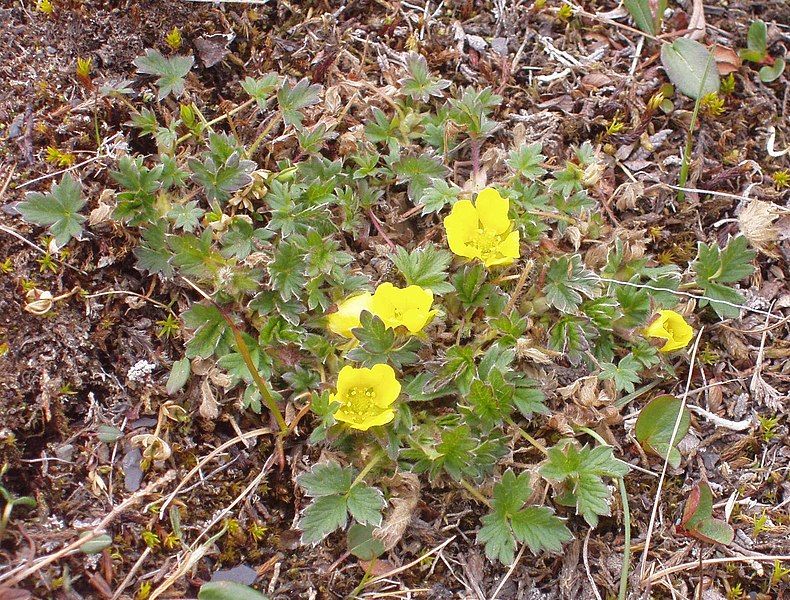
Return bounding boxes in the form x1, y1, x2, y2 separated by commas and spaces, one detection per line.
343, 387, 378, 419
469, 228, 506, 260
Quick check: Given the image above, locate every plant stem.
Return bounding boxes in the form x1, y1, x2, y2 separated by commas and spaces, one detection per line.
247, 112, 282, 158
458, 478, 492, 508
351, 449, 385, 489
176, 97, 256, 145
506, 416, 548, 456
677, 52, 715, 203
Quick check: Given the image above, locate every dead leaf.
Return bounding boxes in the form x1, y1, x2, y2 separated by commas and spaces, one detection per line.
581, 72, 612, 88
738, 200, 782, 256
687, 0, 706, 40
199, 379, 220, 420
712, 44, 742, 76
195, 33, 234, 68
375, 472, 420, 550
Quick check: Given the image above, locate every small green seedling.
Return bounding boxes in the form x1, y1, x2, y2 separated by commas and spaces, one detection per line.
0, 464, 37, 540
676, 482, 734, 545
739, 20, 786, 83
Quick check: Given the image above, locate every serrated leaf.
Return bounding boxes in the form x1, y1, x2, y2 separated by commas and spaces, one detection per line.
693, 236, 755, 318
598, 355, 642, 394
635, 395, 690, 468
540, 442, 628, 528
18, 173, 86, 248
660, 38, 720, 100
507, 143, 547, 180
419, 179, 460, 215
299, 495, 348, 545
297, 462, 355, 497
391, 244, 453, 293
241, 73, 279, 108
510, 506, 571, 554
133, 49, 194, 100
277, 78, 322, 127
399, 53, 450, 101
478, 513, 516, 564
267, 240, 307, 301
544, 255, 599, 313
168, 201, 204, 232
389, 153, 448, 202
135, 223, 174, 277
166, 358, 191, 394
183, 304, 229, 359
346, 484, 385, 526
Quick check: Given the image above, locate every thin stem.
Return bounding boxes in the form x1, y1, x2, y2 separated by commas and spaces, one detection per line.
506, 417, 549, 456
677, 53, 715, 202
367, 209, 397, 250
247, 113, 282, 158
180, 277, 287, 433
618, 477, 631, 600
458, 478, 492, 508
351, 449, 385, 489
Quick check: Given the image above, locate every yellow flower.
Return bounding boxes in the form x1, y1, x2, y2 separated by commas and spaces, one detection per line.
326, 292, 372, 338
443, 187, 520, 267
331, 364, 401, 430
644, 310, 695, 352
370, 283, 437, 333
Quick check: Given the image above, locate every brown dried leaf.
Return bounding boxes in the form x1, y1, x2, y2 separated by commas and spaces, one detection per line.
375, 472, 420, 550
199, 379, 220, 420
687, 0, 706, 41
712, 44, 742, 76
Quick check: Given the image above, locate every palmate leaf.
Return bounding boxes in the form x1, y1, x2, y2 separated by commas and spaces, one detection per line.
543, 255, 599, 313
296, 462, 385, 545
598, 355, 642, 394
398, 53, 450, 101
277, 78, 322, 127
391, 244, 453, 294
133, 49, 194, 100
540, 442, 629, 527
477, 470, 571, 564
18, 173, 86, 248
692, 236, 755, 318
182, 303, 230, 359
388, 153, 448, 202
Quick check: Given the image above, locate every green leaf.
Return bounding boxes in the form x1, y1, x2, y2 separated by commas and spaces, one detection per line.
277, 78, 322, 127
598, 355, 641, 394
399, 53, 450, 101
540, 442, 629, 527
660, 38, 720, 100
169, 230, 226, 278
419, 179, 461, 215
477, 470, 570, 564
18, 173, 86, 248
241, 73, 280, 108
188, 152, 255, 203
299, 495, 348, 545
436, 425, 478, 481
635, 395, 690, 468
680, 483, 734, 545
544, 255, 599, 313
133, 49, 194, 100
168, 201, 204, 232
391, 244, 453, 293
135, 223, 174, 277
348, 311, 420, 368
199, 582, 269, 600
463, 371, 513, 433
623, 0, 657, 35
111, 156, 163, 226
347, 523, 385, 560
346, 484, 385, 527
80, 534, 113, 555
297, 462, 355, 497
389, 153, 448, 202
166, 358, 191, 394
759, 57, 786, 83
183, 304, 229, 359
453, 263, 492, 308
268, 240, 307, 301
507, 143, 547, 180
692, 236, 755, 318
746, 20, 767, 57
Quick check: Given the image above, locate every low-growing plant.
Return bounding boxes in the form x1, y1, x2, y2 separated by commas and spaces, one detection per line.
14, 46, 763, 595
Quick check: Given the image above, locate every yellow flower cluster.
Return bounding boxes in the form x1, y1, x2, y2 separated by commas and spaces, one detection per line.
326, 283, 436, 338
644, 310, 694, 352
443, 187, 520, 267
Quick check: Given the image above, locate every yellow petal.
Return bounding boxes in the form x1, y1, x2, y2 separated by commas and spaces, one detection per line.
336, 407, 395, 431
370, 363, 401, 406
644, 310, 694, 352
327, 292, 372, 337
483, 230, 520, 267
334, 364, 358, 397
444, 200, 481, 259
475, 188, 511, 235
